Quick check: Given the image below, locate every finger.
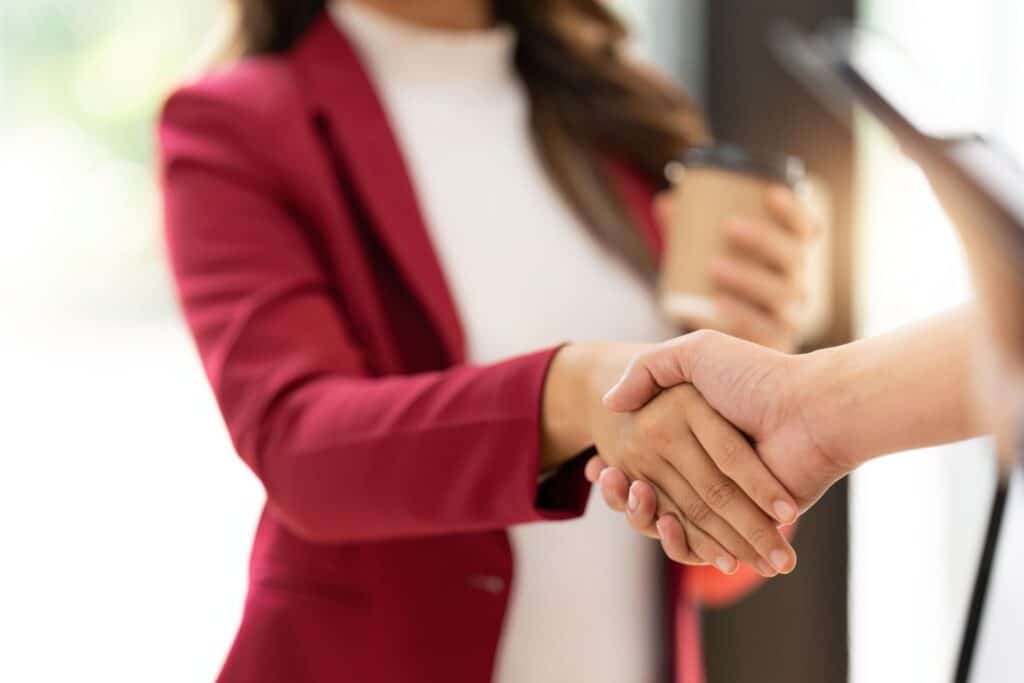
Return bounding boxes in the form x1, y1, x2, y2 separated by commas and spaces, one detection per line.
598, 467, 630, 512
714, 295, 796, 349
723, 217, 803, 275
656, 514, 699, 566
602, 339, 698, 412
655, 510, 717, 568
597, 466, 659, 540
653, 489, 741, 573
683, 388, 799, 526
637, 449, 753, 574
645, 440, 782, 577
584, 454, 608, 483
765, 185, 815, 239
625, 479, 660, 539
710, 256, 805, 320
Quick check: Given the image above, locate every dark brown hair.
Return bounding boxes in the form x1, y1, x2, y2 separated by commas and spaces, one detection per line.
225, 0, 710, 277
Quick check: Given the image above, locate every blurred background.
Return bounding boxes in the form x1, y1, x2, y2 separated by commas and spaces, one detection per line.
1, 0, 1022, 681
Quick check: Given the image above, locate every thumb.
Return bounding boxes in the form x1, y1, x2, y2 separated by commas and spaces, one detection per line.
603, 337, 696, 411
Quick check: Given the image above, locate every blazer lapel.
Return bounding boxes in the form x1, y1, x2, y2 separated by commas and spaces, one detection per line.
291, 14, 465, 363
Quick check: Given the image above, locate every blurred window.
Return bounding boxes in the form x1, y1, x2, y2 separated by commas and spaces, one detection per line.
850, 2, 1024, 682
1, 5, 264, 683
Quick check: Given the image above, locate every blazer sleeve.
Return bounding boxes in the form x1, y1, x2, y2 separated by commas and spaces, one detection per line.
157, 82, 591, 544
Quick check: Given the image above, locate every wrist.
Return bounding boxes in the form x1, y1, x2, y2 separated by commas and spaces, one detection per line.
540, 342, 650, 470
541, 343, 602, 470
798, 343, 872, 471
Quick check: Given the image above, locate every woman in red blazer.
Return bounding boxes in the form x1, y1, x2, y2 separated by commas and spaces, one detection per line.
159, 1, 813, 681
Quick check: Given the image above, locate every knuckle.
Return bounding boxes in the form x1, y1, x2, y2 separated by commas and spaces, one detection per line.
622, 442, 651, 472
684, 497, 714, 526
635, 417, 672, 453
617, 438, 641, 464
617, 434, 647, 465
715, 437, 746, 472
746, 523, 775, 549
703, 478, 738, 511
632, 409, 659, 437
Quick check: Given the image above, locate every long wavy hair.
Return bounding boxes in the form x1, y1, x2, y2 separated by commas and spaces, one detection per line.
221, 0, 710, 277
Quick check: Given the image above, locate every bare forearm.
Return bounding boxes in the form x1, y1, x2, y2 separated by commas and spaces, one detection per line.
805, 305, 984, 467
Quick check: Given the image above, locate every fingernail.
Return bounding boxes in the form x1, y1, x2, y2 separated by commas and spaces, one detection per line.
773, 500, 797, 524
770, 549, 791, 573
654, 517, 667, 539
627, 485, 638, 512
602, 382, 622, 405
755, 559, 777, 577
714, 556, 737, 575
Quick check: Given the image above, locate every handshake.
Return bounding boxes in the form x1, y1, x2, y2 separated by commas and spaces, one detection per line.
545, 307, 977, 579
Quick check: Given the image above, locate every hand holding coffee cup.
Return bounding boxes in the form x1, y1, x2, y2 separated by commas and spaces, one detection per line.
658, 145, 818, 352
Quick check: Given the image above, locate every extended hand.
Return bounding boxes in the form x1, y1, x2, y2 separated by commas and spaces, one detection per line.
589, 381, 799, 576
547, 343, 800, 577
587, 330, 852, 562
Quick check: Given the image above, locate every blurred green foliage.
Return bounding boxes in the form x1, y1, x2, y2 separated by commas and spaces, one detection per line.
1, 1, 215, 163
0, 1, 217, 321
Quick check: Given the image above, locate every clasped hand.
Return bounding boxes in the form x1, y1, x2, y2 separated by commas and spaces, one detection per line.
581, 331, 852, 577
545, 182, 831, 577
586, 376, 798, 577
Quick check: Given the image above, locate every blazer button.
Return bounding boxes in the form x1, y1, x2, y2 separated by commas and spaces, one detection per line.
466, 574, 506, 594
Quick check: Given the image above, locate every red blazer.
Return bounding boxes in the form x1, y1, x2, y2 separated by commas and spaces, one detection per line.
159, 13, 763, 683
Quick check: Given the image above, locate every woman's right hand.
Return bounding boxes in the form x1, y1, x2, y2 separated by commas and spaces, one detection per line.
544, 343, 799, 577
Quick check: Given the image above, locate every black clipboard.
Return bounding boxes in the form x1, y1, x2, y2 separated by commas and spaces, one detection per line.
768, 21, 1023, 683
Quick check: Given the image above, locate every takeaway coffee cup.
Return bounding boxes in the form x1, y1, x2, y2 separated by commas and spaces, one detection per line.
659, 144, 807, 326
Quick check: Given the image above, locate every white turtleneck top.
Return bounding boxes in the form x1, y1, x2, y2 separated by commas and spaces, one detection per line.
331, 3, 673, 681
